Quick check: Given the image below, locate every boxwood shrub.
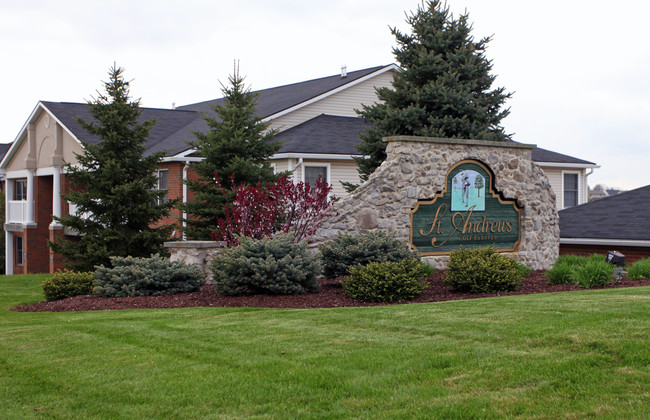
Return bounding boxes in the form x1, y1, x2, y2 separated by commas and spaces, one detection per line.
211, 233, 321, 296
343, 259, 429, 302
42, 270, 94, 302
94, 254, 204, 297
444, 247, 522, 293
319, 231, 418, 278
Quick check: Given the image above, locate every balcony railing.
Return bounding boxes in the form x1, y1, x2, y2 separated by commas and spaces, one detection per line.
7, 200, 27, 223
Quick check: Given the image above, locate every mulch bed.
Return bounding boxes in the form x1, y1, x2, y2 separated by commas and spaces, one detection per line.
12, 271, 650, 313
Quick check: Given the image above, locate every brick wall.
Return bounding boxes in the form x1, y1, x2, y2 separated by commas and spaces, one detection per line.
28, 175, 53, 273
560, 243, 650, 264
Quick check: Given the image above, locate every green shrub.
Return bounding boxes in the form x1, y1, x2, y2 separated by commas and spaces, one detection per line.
319, 231, 417, 278
418, 261, 436, 277
94, 254, 203, 298
211, 233, 321, 296
546, 254, 615, 287
573, 259, 614, 288
343, 259, 429, 302
515, 262, 532, 278
444, 247, 522, 293
546, 263, 576, 285
42, 270, 94, 302
628, 258, 650, 280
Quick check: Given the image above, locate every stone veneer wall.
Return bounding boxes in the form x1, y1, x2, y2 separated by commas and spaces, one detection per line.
311, 137, 559, 270
164, 241, 226, 284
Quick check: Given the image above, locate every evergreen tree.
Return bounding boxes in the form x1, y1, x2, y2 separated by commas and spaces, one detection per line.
49, 65, 174, 272
351, 0, 512, 188
183, 65, 281, 240
474, 175, 484, 197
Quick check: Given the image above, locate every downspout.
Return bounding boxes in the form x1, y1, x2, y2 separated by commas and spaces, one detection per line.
182, 161, 189, 241
585, 168, 594, 202
295, 157, 304, 183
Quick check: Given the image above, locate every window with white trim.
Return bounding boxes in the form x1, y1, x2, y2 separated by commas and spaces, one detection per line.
15, 179, 27, 201
304, 166, 328, 187
15, 236, 24, 266
563, 172, 579, 208
156, 170, 169, 204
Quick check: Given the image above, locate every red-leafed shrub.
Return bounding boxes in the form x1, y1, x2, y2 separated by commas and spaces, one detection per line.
211, 174, 335, 245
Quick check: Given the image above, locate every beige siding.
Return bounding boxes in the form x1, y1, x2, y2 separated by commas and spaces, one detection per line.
537, 165, 586, 209
270, 157, 361, 199
267, 71, 394, 132
61, 130, 84, 165
6, 109, 84, 171
330, 160, 361, 199
6, 134, 29, 171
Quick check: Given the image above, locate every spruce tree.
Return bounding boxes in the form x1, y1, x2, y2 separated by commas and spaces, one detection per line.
352, 0, 512, 187
49, 65, 174, 271
183, 65, 281, 240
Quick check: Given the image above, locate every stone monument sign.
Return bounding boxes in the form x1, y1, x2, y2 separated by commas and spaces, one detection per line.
311, 136, 559, 270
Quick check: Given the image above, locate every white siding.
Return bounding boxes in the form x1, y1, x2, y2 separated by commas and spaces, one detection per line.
537, 165, 586, 209
267, 71, 394, 133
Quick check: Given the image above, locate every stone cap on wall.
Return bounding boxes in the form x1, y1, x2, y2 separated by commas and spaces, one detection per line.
164, 241, 227, 249
383, 136, 537, 150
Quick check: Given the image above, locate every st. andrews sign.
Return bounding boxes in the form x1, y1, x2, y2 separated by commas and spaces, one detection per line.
410, 160, 521, 255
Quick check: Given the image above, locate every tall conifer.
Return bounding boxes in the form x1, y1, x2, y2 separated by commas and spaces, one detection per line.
351, 0, 512, 187
183, 65, 281, 240
49, 65, 174, 271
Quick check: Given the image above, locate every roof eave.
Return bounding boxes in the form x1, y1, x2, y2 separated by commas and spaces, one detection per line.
560, 237, 650, 247
534, 162, 600, 169
262, 64, 399, 122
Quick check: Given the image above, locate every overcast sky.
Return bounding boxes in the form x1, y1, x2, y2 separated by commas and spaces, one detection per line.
2, 0, 649, 190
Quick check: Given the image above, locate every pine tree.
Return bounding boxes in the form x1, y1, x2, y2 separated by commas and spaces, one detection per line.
49, 65, 174, 272
351, 0, 512, 188
474, 175, 484, 197
183, 64, 281, 240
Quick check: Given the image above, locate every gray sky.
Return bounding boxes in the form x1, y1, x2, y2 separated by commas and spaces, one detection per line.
2, 0, 649, 190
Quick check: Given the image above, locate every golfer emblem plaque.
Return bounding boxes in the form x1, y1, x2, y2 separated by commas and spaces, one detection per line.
410, 160, 521, 255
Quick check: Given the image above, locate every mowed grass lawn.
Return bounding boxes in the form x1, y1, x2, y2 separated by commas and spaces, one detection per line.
1, 275, 649, 419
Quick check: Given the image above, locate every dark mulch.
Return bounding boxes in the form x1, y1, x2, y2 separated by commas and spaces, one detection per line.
12, 271, 650, 313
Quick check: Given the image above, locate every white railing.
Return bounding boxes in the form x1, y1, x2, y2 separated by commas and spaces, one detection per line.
68, 202, 91, 220
8, 200, 27, 223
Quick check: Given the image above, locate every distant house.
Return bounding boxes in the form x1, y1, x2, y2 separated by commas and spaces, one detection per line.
0, 64, 598, 274
559, 185, 650, 263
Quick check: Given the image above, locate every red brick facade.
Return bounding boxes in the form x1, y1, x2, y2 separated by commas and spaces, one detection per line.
13, 164, 196, 274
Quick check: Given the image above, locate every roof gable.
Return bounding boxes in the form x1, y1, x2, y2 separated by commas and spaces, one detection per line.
40, 101, 200, 157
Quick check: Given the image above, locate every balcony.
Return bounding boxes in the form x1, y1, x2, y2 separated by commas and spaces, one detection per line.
7, 200, 27, 224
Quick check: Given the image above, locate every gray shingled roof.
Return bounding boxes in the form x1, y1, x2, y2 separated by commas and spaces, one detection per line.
41, 101, 199, 156
275, 114, 369, 155
28, 66, 597, 167
177, 65, 388, 117
0, 142, 11, 162
559, 185, 650, 240
531, 147, 595, 165
37, 65, 392, 158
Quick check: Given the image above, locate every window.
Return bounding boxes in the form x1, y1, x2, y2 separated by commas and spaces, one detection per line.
563, 173, 579, 208
15, 236, 24, 266
156, 170, 169, 204
15, 179, 27, 201
304, 166, 328, 187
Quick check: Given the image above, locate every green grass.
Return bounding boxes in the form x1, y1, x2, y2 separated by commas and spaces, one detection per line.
1, 274, 649, 419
